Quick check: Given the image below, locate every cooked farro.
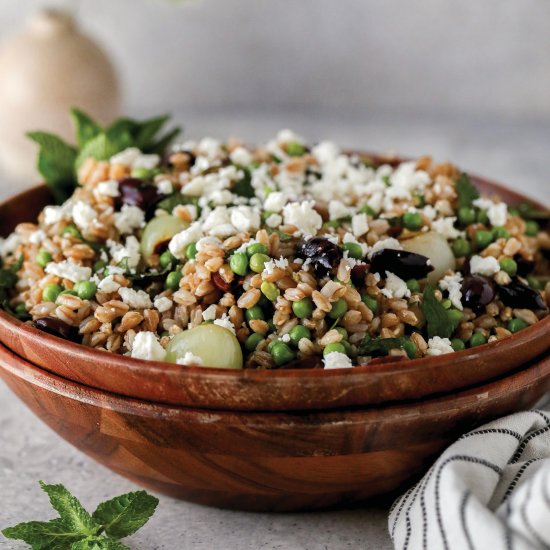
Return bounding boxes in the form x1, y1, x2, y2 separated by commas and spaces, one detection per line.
0, 128, 549, 370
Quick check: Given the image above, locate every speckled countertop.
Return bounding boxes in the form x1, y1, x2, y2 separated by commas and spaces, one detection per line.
0, 113, 548, 550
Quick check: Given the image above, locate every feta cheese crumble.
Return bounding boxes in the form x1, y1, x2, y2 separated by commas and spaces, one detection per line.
426, 336, 454, 356
45, 261, 92, 283
470, 255, 501, 277
323, 351, 353, 369
282, 201, 323, 236
439, 273, 464, 311
380, 272, 411, 299
114, 205, 145, 235
176, 352, 204, 366
473, 198, 508, 227
118, 287, 153, 309
131, 331, 165, 361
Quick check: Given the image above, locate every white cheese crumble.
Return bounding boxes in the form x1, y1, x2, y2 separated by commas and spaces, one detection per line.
282, 201, 322, 236
28, 230, 46, 246
281, 333, 291, 343
98, 275, 120, 294
131, 331, 165, 361
439, 273, 464, 311
157, 179, 173, 195
72, 201, 97, 232
201, 304, 218, 321
176, 352, 204, 366
367, 237, 403, 259
426, 336, 454, 356
430, 217, 463, 240
111, 147, 159, 170
108, 236, 141, 269
473, 198, 508, 227
265, 213, 282, 228
114, 205, 145, 235
351, 213, 369, 237
95, 180, 120, 198
154, 296, 173, 313
328, 200, 352, 220
213, 313, 236, 334
229, 146, 253, 166
230, 206, 261, 233
264, 192, 286, 213
169, 222, 204, 259
45, 261, 92, 283
312, 141, 340, 164
470, 255, 501, 277
380, 272, 411, 299
323, 351, 353, 369
118, 287, 153, 309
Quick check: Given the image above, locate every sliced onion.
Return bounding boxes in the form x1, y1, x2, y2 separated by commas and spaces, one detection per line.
140, 215, 187, 259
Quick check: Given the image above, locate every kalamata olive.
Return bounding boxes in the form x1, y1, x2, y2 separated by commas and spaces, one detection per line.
117, 178, 159, 211
350, 264, 368, 287
461, 275, 495, 313
34, 317, 78, 342
369, 249, 434, 280
496, 279, 546, 310
513, 255, 536, 277
296, 237, 343, 276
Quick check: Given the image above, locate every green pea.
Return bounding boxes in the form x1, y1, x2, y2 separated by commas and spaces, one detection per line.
475, 230, 494, 250
59, 289, 78, 296
62, 225, 82, 239
493, 226, 510, 239
441, 299, 452, 309
270, 342, 296, 366
323, 342, 346, 356
185, 242, 198, 260
402, 340, 417, 359
165, 270, 182, 290
286, 142, 306, 157
289, 324, 311, 346
342, 242, 364, 259
406, 279, 420, 293
246, 243, 269, 257
328, 298, 348, 319
508, 318, 529, 333
525, 221, 539, 237
334, 327, 348, 340
458, 207, 476, 226
447, 309, 464, 326
93, 260, 107, 273
249, 253, 270, 273
74, 280, 97, 300
267, 339, 278, 353
476, 209, 489, 225
160, 250, 176, 269
361, 294, 378, 314
402, 211, 423, 231
245, 306, 264, 322
230, 252, 248, 276
131, 167, 156, 180
527, 275, 542, 290
42, 283, 63, 303
452, 238, 471, 258
469, 333, 487, 347
260, 281, 279, 301
245, 333, 264, 352
451, 338, 466, 351
292, 297, 314, 319
36, 249, 52, 268
341, 340, 353, 356
15, 303, 28, 315
499, 257, 518, 277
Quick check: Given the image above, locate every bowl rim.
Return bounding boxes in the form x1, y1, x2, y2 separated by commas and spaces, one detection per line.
0, 160, 548, 384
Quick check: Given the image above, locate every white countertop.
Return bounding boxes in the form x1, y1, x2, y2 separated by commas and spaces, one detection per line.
1, 113, 548, 549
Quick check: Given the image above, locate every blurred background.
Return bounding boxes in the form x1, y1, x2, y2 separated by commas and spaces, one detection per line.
0, 0, 548, 195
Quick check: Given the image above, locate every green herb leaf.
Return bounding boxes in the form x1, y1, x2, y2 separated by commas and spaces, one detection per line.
517, 202, 550, 221
156, 193, 199, 212
232, 169, 255, 198
2, 518, 85, 549
92, 490, 159, 539
39, 481, 100, 536
357, 337, 408, 357
456, 172, 480, 209
265, 228, 292, 241
421, 285, 461, 339
70, 108, 103, 148
148, 126, 181, 155
75, 129, 133, 170
71, 537, 131, 550
26, 131, 78, 204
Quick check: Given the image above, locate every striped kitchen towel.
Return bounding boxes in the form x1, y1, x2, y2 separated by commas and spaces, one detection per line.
389, 410, 550, 550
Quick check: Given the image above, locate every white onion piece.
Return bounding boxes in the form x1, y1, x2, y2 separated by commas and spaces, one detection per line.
401, 231, 456, 284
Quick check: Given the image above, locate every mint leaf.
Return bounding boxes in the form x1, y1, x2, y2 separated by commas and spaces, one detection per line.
39, 481, 100, 536
134, 114, 170, 149
26, 131, 77, 204
357, 337, 408, 357
456, 172, 479, 209
156, 193, 198, 212
75, 129, 133, 169
2, 518, 85, 549
421, 285, 460, 339
148, 126, 181, 155
70, 109, 103, 148
232, 169, 255, 198
92, 490, 159, 539
71, 537, 131, 550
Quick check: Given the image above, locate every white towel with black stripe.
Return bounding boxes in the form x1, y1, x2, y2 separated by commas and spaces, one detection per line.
389, 410, 550, 550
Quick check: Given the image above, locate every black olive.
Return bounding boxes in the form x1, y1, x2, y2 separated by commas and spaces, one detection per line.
117, 178, 159, 210
296, 237, 343, 276
350, 264, 368, 287
461, 275, 495, 313
34, 317, 79, 342
513, 255, 536, 277
497, 279, 546, 310
369, 249, 434, 280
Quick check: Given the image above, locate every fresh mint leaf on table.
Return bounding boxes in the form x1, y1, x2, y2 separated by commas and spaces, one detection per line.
421, 284, 461, 339
455, 172, 480, 209
1, 481, 159, 550
27, 108, 181, 204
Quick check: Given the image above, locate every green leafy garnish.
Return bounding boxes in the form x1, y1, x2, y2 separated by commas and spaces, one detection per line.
517, 202, 550, 221
232, 168, 255, 198
27, 108, 181, 204
1, 481, 159, 549
156, 193, 199, 213
357, 337, 409, 357
455, 172, 480, 209
421, 284, 461, 339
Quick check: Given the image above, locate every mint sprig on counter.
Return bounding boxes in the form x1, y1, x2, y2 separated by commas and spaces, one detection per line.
27, 109, 181, 204
2, 481, 159, 549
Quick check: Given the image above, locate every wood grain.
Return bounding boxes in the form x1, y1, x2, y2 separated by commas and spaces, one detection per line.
0, 342, 549, 511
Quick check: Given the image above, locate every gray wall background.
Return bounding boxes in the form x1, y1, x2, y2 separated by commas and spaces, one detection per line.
1, 0, 549, 121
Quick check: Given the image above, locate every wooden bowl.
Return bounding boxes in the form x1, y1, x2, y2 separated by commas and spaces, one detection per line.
1, 341, 549, 512
0, 172, 548, 411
